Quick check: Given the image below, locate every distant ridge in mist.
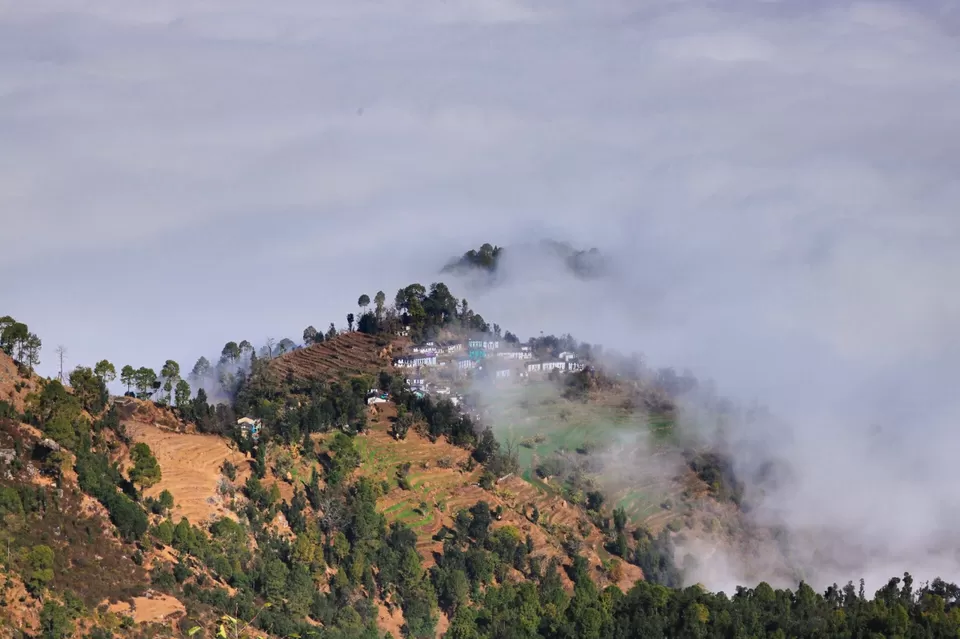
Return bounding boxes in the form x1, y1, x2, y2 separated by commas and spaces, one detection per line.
441, 239, 609, 281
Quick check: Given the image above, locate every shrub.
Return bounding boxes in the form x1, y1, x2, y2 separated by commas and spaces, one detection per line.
173, 561, 191, 584
150, 565, 176, 589
0, 486, 24, 517
217, 478, 235, 497
26, 545, 55, 594
39, 601, 73, 639
0, 400, 16, 420
153, 519, 175, 545
273, 452, 294, 480
220, 460, 237, 482
129, 443, 161, 491
478, 472, 495, 490
149, 489, 174, 515
157, 489, 174, 511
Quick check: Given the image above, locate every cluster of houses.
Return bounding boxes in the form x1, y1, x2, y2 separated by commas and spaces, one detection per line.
392, 336, 585, 381
409, 341, 463, 355
393, 340, 467, 368
392, 352, 438, 368
232, 337, 581, 443
487, 358, 585, 379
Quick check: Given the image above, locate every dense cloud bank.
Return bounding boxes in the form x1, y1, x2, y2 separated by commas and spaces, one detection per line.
3, 0, 959, 591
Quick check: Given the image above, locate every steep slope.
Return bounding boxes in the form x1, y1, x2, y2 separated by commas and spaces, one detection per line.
0, 329, 715, 639
319, 403, 644, 593
122, 412, 252, 526
268, 332, 398, 383
0, 410, 150, 620
2, 304, 957, 639
0, 349, 37, 412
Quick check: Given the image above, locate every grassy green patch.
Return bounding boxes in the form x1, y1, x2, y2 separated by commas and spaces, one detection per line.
410, 513, 435, 529
647, 413, 677, 444
614, 485, 683, 523
487, 384, 687, 528
384, 501, 432, 523
520, 470, 555, 496
488, 384, 666, 471
383, 501, 412, 515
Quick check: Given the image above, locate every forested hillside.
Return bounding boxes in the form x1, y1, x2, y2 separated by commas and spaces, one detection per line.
1, 302, 959, 639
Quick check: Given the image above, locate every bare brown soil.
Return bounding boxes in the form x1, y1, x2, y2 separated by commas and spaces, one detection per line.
124, 419, 252, 526
108, 592, 186, 624
377, 600, 406, 638
436, 611, 450, 637
0, 574, 40, 634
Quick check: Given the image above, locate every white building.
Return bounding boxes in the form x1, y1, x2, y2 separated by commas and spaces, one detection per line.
496, 350, 533, 361
237, 417, 262, 441
495, 368, 512, 379
410, 341, 438, 354
442, 342, 464, 354
558, 351, 577, 361
393, 353, 438, 368
457, 358, 477, 370
406, 377, 425, 388
468, 338, 500, 351
526, 362, 543, 373
542, 361, 567, 372
568, 362, 585, 372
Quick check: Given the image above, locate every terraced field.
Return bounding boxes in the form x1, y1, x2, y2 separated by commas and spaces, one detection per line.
481, 383, 686, 530
316, 405, 477, 556
610, 481, 685, 530
269, 332, 395, 381
485, 385, 673, 464
125, 418, 252, 526
315, 401, 645, 587
493, 475, 644, 589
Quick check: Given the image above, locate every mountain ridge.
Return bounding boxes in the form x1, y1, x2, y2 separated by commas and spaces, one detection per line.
2, 289, 958, 639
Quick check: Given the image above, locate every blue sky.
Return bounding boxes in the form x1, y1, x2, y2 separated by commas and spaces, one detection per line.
2, 0, 960, 590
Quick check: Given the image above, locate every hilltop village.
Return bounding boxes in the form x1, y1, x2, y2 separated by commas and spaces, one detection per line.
3, 290, 958, 639
388, 335, 586, 405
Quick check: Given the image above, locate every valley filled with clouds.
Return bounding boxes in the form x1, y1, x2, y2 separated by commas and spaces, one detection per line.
2, 0, 960, 590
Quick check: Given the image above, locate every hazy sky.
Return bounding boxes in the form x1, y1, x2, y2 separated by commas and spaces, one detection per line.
3, 0, 960, 589
3, 0, 959, 383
